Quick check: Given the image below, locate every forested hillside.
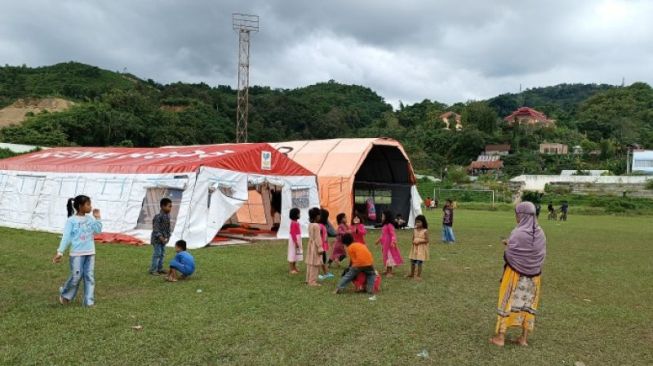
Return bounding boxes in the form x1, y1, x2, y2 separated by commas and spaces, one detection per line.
1, 62, 652, 176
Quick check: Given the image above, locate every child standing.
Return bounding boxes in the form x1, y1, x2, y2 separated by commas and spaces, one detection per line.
407, 215, 429, 280
166, 240, 195, 282
328, 213, 349, 267
306, 208, 324, 286
318, 209, 335, 280
149, 198, 172, 275
288, 208, 303, 275
52, 195, 102, 307
375, 210, 403, 276
442, 199, 456, 244
351, 213, 367, 245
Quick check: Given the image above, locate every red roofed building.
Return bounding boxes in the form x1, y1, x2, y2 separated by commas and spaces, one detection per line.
504, 107, 554, 127
468, 155, 504, 175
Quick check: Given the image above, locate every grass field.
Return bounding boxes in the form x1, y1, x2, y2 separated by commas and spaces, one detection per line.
1, 210, 652, 365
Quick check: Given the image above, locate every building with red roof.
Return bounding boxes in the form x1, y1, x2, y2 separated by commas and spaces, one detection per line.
504, 107, 554, 127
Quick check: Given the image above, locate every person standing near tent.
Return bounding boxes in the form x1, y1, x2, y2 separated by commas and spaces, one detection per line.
318, 209, 335, 280
52, 195, 102, 307
351, 213, 367, 245
407, 215, 429, 281
375, 210, 403, 276
149, 198, 172, 276
490, 201, 547, 347
288, 208, 303, 275
305, 208, 324, 286
328, 213, 349, 268
442, 199, 456, 244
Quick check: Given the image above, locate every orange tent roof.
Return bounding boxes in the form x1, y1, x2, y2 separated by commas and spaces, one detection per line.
270, 138, 417, 222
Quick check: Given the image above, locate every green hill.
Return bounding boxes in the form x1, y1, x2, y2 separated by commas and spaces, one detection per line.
0, 62, 652, 176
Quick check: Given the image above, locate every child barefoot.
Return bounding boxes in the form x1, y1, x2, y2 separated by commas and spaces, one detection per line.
351, 213, 367, 245
306, 208, 324, 286
166, 240, 195, 282
375, 210, 403, 277
52, 195, 102, 307
407, 215, 429, 280
288, 208, 303, 274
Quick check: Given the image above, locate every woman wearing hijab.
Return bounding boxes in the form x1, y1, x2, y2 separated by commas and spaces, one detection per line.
490, 201, 547, 347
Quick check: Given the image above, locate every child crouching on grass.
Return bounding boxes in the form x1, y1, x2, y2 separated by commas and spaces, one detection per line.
407, 215, 429, 281
335, 233, 378, 300
166, 240, 195, 282
52, 195, 102, 307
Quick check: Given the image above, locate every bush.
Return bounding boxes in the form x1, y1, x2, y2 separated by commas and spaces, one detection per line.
646, 180, 653, 190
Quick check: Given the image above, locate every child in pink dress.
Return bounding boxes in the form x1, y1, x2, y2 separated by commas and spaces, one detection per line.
328, 213, 350, 268
288, 208, 303, 274
351, 213, 367, 244
318, 209, 335, 280
375, 210, 403, 276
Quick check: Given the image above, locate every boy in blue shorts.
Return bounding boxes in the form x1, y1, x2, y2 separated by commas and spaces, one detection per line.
166, 240, 195, 282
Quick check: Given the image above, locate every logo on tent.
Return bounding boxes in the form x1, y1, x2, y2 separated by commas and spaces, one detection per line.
261, 151, 272, 170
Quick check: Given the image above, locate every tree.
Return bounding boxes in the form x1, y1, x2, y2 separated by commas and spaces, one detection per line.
462, 101, 498, 134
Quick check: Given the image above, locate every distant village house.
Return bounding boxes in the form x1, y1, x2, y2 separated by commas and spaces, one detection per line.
484, 144, 511, 156
468, 144, 511, 175
539, 143, 568, 155
504, 107, 555, 127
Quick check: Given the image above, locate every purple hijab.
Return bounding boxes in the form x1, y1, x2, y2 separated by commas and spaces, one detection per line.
505, 202, 547, 276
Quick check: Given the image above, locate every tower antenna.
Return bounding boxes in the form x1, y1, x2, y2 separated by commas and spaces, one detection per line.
233, 13, 259, 143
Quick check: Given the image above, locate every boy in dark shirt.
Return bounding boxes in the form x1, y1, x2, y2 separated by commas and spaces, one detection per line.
149, 198, 172, 275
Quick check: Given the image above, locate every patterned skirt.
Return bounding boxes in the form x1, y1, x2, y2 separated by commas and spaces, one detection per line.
495, 265, 541, 334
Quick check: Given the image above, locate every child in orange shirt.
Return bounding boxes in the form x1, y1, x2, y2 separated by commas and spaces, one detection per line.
335, 233, 377, 299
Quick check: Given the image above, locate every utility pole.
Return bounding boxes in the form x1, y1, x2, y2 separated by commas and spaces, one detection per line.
232, 13, 259, 143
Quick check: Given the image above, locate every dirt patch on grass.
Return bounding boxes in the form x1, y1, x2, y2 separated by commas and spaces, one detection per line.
0, 97, 74, 127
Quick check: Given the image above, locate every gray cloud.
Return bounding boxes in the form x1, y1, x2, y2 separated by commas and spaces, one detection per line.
1, 0, 651, 106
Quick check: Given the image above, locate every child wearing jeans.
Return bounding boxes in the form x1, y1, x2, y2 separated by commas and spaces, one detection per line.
52, 195, 102, 307
166, 240, 195, 282
442, 199, 456, 243
149, 198, 172, 275
335, 233, 378, 300
407, 215, 429, 281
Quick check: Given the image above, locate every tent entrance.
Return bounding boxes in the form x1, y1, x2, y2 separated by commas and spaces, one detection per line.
135, 188, 182, 231
218, 183, 282, 240
353, 182, 412, 225
353, 145, 413, 224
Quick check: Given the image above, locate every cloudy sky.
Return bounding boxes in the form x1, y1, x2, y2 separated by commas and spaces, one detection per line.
1, 0, 652, 106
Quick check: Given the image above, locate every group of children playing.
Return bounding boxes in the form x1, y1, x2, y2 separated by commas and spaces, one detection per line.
53, 194, 455, 306
53, 196, 195, 307
287, 204, 444, 299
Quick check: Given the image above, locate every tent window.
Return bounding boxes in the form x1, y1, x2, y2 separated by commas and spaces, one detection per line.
291, 187, 310, 209
58, 177, 84, 197
135, 188, 183, 230
99, 178, 126, 199
18, 175, 45, 195
0, 174, 10, 193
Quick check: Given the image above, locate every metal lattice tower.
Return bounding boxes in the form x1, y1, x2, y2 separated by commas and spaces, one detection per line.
232, 13, 259, 143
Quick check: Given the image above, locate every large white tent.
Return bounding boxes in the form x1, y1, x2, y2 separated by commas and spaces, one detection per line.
0, 144, 319, 249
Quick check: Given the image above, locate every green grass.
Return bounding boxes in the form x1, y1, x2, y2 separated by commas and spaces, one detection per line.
1, 211, 652, 365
